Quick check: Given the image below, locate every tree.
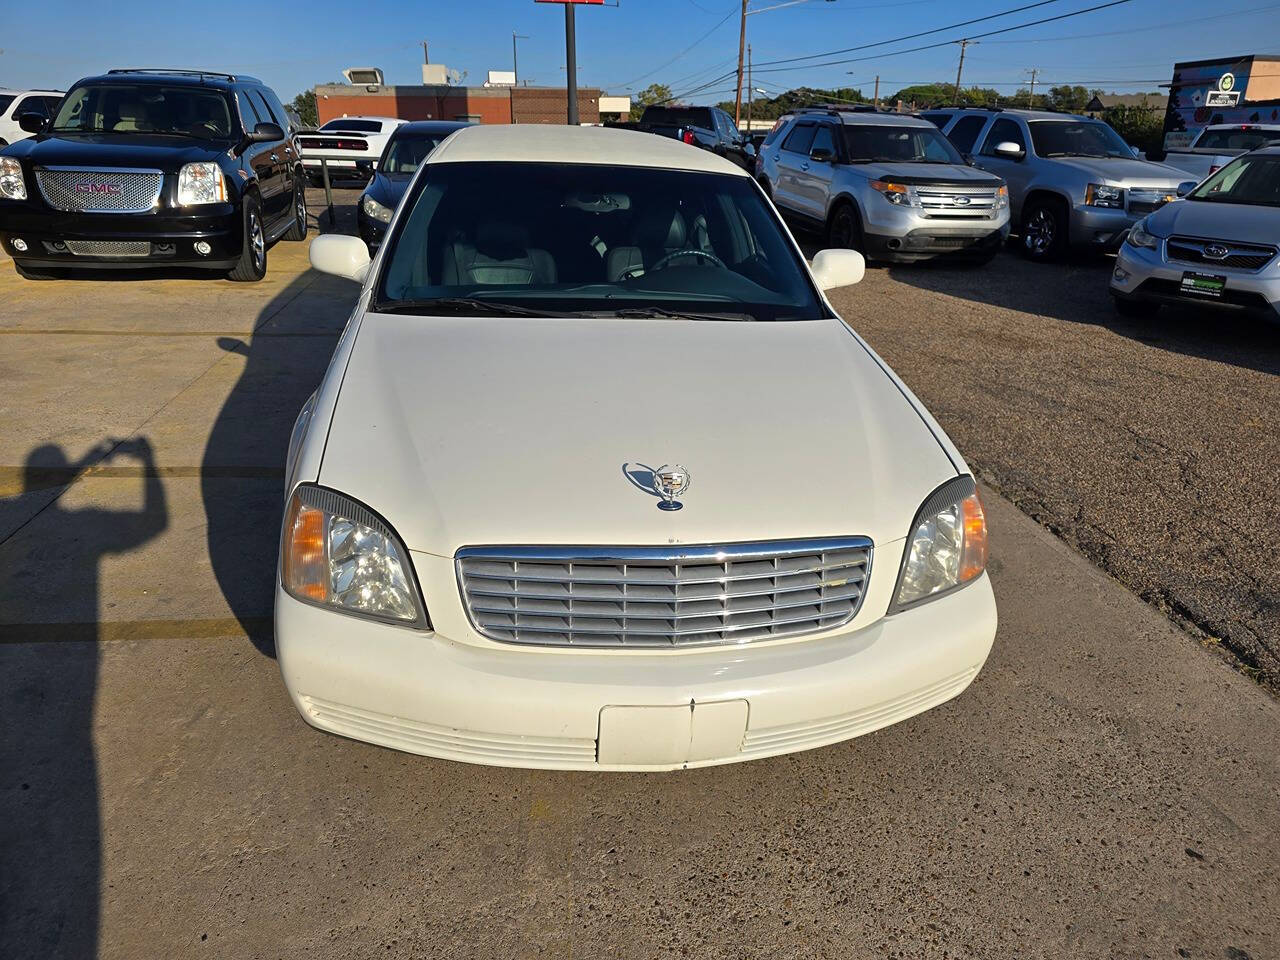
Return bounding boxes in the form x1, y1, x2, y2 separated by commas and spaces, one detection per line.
714, 87, 867, 121
1045, 85, 1091, 113
887, 83, 1001, 108
289, 90, 317, 129
1103, 103, 1165, 157
631, 84, 673, 120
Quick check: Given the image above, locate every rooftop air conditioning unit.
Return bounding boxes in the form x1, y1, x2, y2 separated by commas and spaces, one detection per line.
342, 67, 385, 86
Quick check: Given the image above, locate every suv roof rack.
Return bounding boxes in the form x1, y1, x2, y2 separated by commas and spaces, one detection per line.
106, 68, 259, 83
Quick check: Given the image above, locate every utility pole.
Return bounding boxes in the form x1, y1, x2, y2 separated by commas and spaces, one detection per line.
747, 45, 753, 129
564, 4, 578, 125
734, 0, 748, 126
873, 75, 880, 109
952, 38, 973, 105
1027, 67, 1039, 107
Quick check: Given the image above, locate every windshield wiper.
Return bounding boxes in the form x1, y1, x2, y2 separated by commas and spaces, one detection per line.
1041, 151, 1108, 158
374, 297, 560, 317
603, 307, 756, 322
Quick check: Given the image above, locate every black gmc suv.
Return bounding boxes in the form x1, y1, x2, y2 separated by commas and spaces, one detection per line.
0, 69, 307, 281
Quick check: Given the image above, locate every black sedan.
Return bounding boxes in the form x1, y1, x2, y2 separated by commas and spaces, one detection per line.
358, 121, 468, 253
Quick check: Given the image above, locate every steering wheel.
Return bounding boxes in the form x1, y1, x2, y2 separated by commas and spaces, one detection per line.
620, 248, 725, 280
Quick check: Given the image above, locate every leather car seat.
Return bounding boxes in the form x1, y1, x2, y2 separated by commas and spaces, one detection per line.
442, 221, 556, 286
606, 206, 689, 281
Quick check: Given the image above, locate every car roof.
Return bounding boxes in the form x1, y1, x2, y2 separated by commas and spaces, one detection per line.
0, 88, 63, 95
1201, 121, 1280, 129
75, 70, 261, 89
394, 120, 472, 136
792, 109, 933, 128
323, 116, 404, 124
427, 124, 747, 176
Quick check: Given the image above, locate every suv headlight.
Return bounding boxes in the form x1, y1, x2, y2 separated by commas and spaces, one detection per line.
0, 158, 27, 201
361, 193, 393, 223
1084, 182, 1123, 208
282, 484, 429, 627
177, 162, 227, 205
1125, 216, 1159, 250
892, 476, 988, 610
870, 179, 919, 207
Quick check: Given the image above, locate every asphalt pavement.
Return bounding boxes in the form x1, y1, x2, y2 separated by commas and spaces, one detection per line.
0, 190, 1276, 959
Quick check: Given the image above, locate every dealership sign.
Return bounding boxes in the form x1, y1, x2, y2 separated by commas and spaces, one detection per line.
1205, 90, 1241, 107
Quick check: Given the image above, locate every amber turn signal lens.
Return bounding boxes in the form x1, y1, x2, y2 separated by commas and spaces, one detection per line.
959, 492, 988, 583
284, 497, 328, 602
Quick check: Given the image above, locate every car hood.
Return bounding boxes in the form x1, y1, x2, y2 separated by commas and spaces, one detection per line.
1146, 197, 1280, 244
318, 315, 958, 555
1047, 155, 1188, 187
6, 133, 229, 170
856, 161, 1002, 185
363, 172, 411, 209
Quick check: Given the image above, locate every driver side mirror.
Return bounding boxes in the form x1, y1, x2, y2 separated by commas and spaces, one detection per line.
310, 234, 371, 284
811, 248, 865, 290
809, 146, 835, 164
18, 112, 48, 135
1176, 180, 1196, 197
248, 121, 284, 143
993, 141, 1025, 160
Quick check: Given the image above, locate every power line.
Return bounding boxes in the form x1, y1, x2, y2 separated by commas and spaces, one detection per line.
979, 0, 1280, 40
603, 3, 739, 90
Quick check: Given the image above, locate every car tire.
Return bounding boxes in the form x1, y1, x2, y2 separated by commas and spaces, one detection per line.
1020, 198, 1067, 261
1112, 295, 1160, 319
827, 202, 864, 254
284, 176, 308, 242
227, 195, 267, 282
13, 261, 65, 280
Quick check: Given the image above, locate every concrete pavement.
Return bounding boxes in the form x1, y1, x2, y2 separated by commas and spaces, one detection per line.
1, 194, 1276, 958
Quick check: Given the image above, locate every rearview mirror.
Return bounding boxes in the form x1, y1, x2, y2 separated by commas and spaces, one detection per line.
18, 112, 48, 135
310, 234, 371, 283
809, 146, 835, 163
811, 248, 865, 290
994, 141, 1025, 160
248, 121, 284, 143
1130, 144, 1142, 159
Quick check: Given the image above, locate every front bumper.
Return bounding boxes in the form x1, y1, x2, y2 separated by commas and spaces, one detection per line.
0, 203, 241, 269
865, 225, 1009, 261
276, 571, 998, 771
1068, 203, 1162, 249
1110, 240, 1280, 319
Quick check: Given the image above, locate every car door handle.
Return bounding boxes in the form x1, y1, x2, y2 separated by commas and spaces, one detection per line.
285, 146, 292, 154
270, 153, 280, 162
801, 162, 810, 171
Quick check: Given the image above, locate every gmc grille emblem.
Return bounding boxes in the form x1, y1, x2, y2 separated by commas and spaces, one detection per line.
74, 182, 123, 195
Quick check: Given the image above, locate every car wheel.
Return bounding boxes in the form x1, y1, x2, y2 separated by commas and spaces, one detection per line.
1112, 295, 1160, 319
1020, 199, 1067, 261
228, 196, 267, 282
827, 202, 864, 253
13, 261, 65, 280
284, 176, 308, 241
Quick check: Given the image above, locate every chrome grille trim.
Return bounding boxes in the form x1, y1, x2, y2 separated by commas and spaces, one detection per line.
1166, 235, 1277, 272
63, 240, 150, 257
34, 166, 163, 214
916, 185, 999, 219
457, 538, 873, 648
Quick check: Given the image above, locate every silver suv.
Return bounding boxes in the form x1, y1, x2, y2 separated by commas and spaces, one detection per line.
924, 108, 1195, 261
758, 108, 1010, 262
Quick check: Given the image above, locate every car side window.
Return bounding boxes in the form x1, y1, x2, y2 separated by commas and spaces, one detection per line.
236, 90, 262, 132
250, 90, 281, 128
259, 88, 290, 128
810, 124, 836, 158
980, 118, 1025, 156
14, 95, 48, 120
946, 115, 988, 154
40, 96, 63, 116
921, 112, 952, 129
782, 122, 816, 155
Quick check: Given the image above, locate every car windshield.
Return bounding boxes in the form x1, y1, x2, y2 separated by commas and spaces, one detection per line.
377, 162, 825, 322
379, 133, 453, 175
842, 125, 964, 164
1188, 154, 1280, 207
50, 83, 233, 139
1029, 120, 1131, 158
1193, 127, 1280, 151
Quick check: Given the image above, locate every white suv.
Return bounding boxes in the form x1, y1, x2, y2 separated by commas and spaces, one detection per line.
0, 90, 64, 147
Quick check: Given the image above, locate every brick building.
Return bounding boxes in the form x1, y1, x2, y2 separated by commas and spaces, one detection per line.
314, 83, 602, 126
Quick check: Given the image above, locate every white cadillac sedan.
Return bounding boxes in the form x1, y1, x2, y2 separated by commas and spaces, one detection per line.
279, 125, 997, 770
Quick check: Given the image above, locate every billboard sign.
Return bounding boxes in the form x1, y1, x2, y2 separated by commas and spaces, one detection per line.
1205, 90, 1241, 107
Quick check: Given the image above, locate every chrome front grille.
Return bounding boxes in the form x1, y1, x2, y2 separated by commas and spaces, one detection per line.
916, 185, 999, 219
34, 166, 163, 213
457, 538, 873, 648
63, 240, 150, 257
1126, 187, 1176, 218
1166, 236, 1277, 271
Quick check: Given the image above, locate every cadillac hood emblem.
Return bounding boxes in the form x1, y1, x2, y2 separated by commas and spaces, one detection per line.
652, 464, 691, 511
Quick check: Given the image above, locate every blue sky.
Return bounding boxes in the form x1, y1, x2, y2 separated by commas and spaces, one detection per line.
2, 0, 1278, 104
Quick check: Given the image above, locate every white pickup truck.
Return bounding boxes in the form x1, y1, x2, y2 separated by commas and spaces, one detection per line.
1162, 123, 1280, 182
297, 116, 406, 184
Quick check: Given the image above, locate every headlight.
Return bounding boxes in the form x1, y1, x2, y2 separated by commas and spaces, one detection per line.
361, 193, 393, 223
282, 484, 428, 627
0, 158, 27, 201
892, 476, 988, 609
994, 184, 1009, 209
176, 162, 227, 205
1084, 182, 1123, 208
1126, 216, 1159, 250
870, 179, 918, 207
